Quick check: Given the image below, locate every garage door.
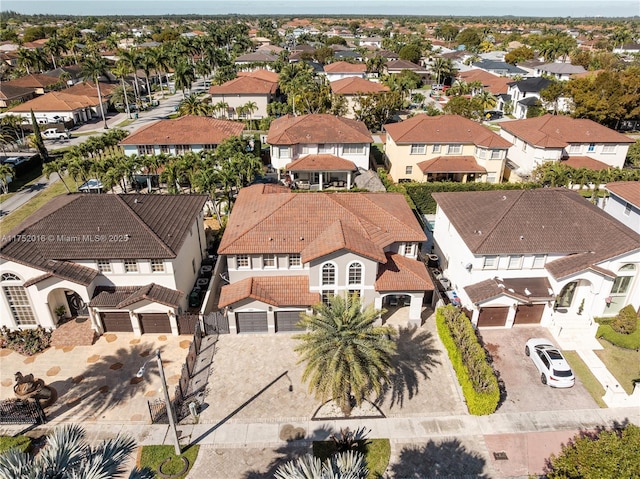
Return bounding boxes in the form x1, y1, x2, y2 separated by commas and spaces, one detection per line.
139, 313, 172, 334
100, 312, 133, 332
514, 304, 545, 325
236, 312, 268, 333
477, 307, 509, 327
275, 311, 303, 332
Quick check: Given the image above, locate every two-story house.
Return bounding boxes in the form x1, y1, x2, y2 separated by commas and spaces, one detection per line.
217, 184, 433, 333
432, 189, 640, 343
267, 114, 373, 188
499, 115, 634, 179
119, 115, 245, 157
208, 72, 278, 120
604, 182, 640, 234
383, 114, 512, 183
329, 77, 390, 119
502, 77, 567, 119
323, 61, 367, 82
534, 62, 586, 81
0, 194, 208, 336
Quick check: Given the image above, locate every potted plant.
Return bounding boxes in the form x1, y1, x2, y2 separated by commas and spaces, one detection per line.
578, 299, 585, 315
54, 306, 67, 321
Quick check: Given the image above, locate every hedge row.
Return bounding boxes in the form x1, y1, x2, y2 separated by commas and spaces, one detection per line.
404, 181, 541, 215
595, 305, 640, 349
596, 321, 640, 350
436, 305, 500, 415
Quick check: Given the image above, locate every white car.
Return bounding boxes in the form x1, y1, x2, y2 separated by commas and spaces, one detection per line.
525, 338, 575, 388
42, 129, 70, 140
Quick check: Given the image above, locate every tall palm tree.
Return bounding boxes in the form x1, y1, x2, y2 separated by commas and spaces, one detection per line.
45, 33, 65, 70
139, 50, 155, 104
294, 294, 396, 416
430, 57, 454, 86
118, 48, 141, 104
172, 59, 196, 98
42, 158, 71, 193
0, 164, 13, 194
82, 55, 109, 129
212, 100, 229, 119
112, 61, 133, 118
17, 48, 37, 74
149, 46, 171, 96
475, 90, 497, 110
243, 101, 258, 128
0, 424, 154, 478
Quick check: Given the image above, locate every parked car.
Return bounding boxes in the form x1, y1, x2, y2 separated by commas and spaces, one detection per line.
42, 128, 70, 140
525, 338, 575, 388
484, 110, 503, 121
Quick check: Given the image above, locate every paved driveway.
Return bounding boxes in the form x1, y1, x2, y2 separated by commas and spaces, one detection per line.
479, 327, 598, 413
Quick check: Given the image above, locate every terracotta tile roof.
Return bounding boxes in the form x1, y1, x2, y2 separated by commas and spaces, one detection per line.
286, 154, 356, 171
0, 84, 35, 101
465, 277, 554, 304
1, 194, 207, 284
499, 114, 634, 148
385, 59, 423, 71
237, 69, 279, 83
267, 114, 372, 145
235, 52, 278, 62
3, 73, 61, 89
119, 116, 244, 146
457, 69, 511, 95
385, 114, 512, 148
7, 86, 113, 113
561, 156, 610, 171
330, 77, 390, 95
218, 275, 319, 308
90, 284, 183, 308
432, 188, 640, 280
417, 156, 487, 174
605, 181, 640, 208
302, 220, 386, 263
375, 252, 433, 292
323, 61, 367, 73
63, 81, 115, 97
209, 75, 278, 95
219, 185, 425, 257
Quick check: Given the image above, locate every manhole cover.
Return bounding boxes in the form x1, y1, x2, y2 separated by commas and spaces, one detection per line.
493, 451, 508, 460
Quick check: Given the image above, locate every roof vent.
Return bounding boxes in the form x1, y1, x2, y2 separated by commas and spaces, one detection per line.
524, 288, 532, 296
502, 195, 507, 200
268, 237, 273, 241
300, 236, 304, 241
134, 198, 139, 203
520, 235, 524, 240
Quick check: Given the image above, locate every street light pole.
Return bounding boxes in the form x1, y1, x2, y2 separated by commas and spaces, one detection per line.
137, 350, 181, 455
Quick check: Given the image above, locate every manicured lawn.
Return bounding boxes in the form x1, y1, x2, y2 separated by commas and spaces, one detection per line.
0, 435, 32, 454
563, 351, 606, 408
138, 444, 199, 479
595, 339, 640, 395
116, 119, 135, 127
0, 176, 77, 232
313, 438, 390, 479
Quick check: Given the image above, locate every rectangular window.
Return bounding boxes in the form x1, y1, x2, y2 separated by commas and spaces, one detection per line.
602, 145, 616, 154
348, 289, 361, 299
432, 144, 441, 153
237, 254, 249, 268
137, 145, 154, 155
624, 202, 632, 216
490, 150, 501, 160
343, 144, 364, 154
321, 291, 334, 305
486, 173, 497, 183
508, 255, 523, 270
203, 144, 217, 151
405, 166, 413, 175
3, 286, 36, 326
176, 144, 191, 154
483, 256, 498, 269
410, 144, 426, 155
278, 146, 291, 158
301, 144, 311, 154
447, 144, 462, 155
263, 254, 276, 268
532, 254, 546, 269
568, 144, 581, 154
124, 260, 138, 273
611, 276, 632, 295
150, 259, 165, 272
97, 260, 112, 273
289, 253, 301, 267
318, 144, 333, 154
587, 143, 595, 152
403, 243, 413, 256
160, 145, 170, 154
477, 147, 486, 159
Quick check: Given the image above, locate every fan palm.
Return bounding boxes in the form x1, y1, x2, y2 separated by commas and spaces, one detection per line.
0, 424, 154, 479
82, 55, 109, 129
294, 294, 396, 416
42, 158, 71, 193
45, 33, 65, 70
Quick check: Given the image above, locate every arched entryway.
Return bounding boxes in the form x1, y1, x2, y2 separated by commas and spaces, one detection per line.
47, 288, 89, 325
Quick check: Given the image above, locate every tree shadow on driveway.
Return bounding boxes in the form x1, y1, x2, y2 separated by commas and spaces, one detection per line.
376, 325, 441, 410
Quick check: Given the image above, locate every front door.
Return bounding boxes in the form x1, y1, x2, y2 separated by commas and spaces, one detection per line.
65, 291, 88, 317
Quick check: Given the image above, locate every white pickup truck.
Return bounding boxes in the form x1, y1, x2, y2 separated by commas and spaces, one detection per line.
42, 128, 70, 140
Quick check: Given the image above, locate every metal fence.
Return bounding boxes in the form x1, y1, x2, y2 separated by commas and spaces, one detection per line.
204, 311, 229, 335
0, 398, 46, 425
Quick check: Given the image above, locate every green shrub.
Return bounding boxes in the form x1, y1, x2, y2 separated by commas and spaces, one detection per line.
0, 326, 52, 356
436, 305, 500, 415
611, 305, 638, 335
597, 319, 640, 350
0, 435, 32, 454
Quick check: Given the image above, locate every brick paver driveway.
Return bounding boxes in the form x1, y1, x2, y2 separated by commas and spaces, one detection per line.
479, 327, 598, 413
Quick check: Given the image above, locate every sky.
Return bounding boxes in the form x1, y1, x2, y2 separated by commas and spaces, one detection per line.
3, 0, 639, 17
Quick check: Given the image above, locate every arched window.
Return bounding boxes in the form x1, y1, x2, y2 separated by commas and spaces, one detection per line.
348, 263, 363, 285
321, 263, 336, 286
556, 281, 578, 308
608, 264, 636, 313
1, 273, 37, 326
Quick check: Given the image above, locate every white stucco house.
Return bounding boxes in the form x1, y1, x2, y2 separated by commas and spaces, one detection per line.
431, 189, 640, 343
217, 184, 433, 333
323, 61, 367, 82
499, 115, 634, 180
604, 182, 640, 234
0, 194, 208, 336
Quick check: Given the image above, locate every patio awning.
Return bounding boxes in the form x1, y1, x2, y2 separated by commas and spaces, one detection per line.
465, 277, 554, 304
417, 156, 487, 174
286, 154, 357, 172
375, 253, 433, 292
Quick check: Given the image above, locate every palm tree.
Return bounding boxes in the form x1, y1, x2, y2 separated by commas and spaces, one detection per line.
82, 55, 109, 129
112, 61, 133, 118
243, 101, 258, 128
178, 94, 210, 117
275, 451, 368, 479
212, 101, 229, 119
476, 90, 497, 110
430, 57, 454, 86
118, 49, 141, 104
149, 46, 171, 96
17, 48, 37, 74
0, 164, 13, 194
42, 158, 71, 193
294, 294, 396, 416
45, 33, 65, 70
139, 50, 155, 104
0, 424, 154, 478
173, 59, 196, 97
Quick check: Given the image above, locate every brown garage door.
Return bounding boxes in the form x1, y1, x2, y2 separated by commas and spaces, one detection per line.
275, 311, 303, 332
139, 313, 172, 334
100, 311, 133, 332
514, 304, 545, 325
236, 312, 268, 333
477, 307, 509, 327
